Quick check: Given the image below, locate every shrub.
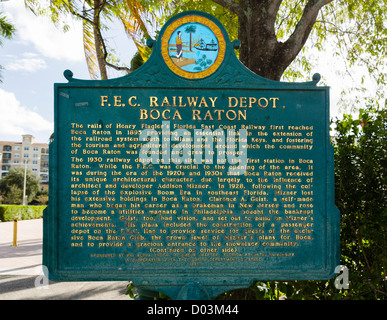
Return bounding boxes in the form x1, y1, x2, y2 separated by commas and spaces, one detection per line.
0, 205, 46, 221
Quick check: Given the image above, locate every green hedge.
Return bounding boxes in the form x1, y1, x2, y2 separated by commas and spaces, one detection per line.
0, 205, 46, 222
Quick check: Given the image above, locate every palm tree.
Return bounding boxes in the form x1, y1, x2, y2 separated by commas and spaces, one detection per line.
184, 24, 196, 51
24, 0, 162, 80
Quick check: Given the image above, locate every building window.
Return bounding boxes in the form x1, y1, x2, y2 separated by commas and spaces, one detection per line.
33, 147, 39, 152
24, 146, 29, 151
24, 154, 29, 158
15, 146, 20, 151
14, 160, 20, 164
2, 145, 12, 152
14, 153, 20, 158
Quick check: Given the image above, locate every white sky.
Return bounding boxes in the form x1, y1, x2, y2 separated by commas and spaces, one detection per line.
0, 0, 375, 144
0, 0, 84, 143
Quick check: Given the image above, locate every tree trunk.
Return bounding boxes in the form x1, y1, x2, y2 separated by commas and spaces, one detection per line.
93, 0, 108, 80
238, 17, 289, 80
213, 0, 333, 81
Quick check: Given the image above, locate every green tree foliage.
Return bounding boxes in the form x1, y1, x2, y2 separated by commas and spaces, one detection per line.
2, 185, 23, 205
31, 191, 49, 205
25, 0, 164, 79
164, 0, 239, 43
0, 168, 41, 205
217, 105, 386, 300
130, 51, 144, 71
333, 105, 386, 299
22, 0, 387, 101
165, 0, 386, 110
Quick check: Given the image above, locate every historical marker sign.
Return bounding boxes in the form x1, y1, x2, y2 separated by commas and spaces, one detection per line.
44, 11, 340, 300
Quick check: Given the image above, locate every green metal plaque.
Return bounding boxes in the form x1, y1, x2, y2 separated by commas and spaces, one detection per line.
44, 11, 340, 300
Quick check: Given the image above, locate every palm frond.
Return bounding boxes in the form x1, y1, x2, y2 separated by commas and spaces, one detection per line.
117, 0, 157, 61
0, 13, 16, 45
83, 20, 99, 80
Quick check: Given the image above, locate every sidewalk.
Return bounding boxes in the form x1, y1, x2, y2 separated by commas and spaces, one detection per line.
0, 219, 130, 300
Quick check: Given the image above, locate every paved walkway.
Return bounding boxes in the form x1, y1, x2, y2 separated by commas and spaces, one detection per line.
0, 219, 130, 300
